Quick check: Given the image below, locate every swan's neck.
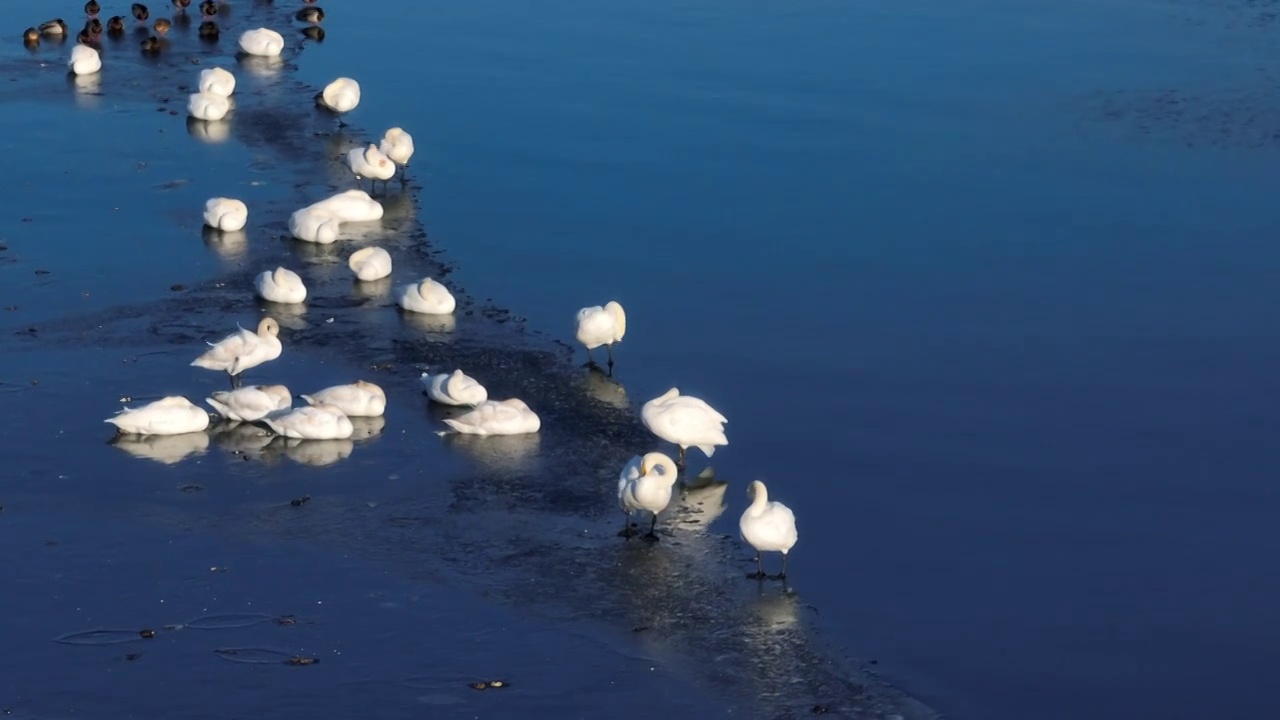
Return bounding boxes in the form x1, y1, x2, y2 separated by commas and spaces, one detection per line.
748, 485, 769, 516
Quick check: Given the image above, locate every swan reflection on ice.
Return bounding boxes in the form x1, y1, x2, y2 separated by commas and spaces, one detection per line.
186, 117, 232, 144
69, 72, 101, 109
349, 415, 386, 441
584, 364, 628, 409
202, 226, 247, 260
236, 53, 284, 78
672, 466, 729, 531
443, 431, 541, 475
111, 431, 210, 465
274, 436, 354, 467
211, 421, 278, 463
400, 307, 456, 334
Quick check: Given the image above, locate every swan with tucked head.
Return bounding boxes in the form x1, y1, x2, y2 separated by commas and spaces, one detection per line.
347, 143, 395, 191
206, 385, 292, 422
203, 197, 247, 231
188, 91, 230, 121
198, 67, 235, 97
379, 128, 415, 178
307, 189, 384, 221
441, 399, 540, 436
347, 246, 392, 281
641, 388, 728, 467
238, 27, 284, 57
262, 403, 354, 440
421, 369, 488, 406
397, 277, 456, 315
106, 396, 210, 436
68, 44, 101, 75
616, 451, 680, 540
254, 266, 307, 304
575, 301, 626, 372
300, 380, 386, 418
288, 208, 342, 244
316, 77, 360, 126
739, 480, 798, 580
190, 317, 283, 388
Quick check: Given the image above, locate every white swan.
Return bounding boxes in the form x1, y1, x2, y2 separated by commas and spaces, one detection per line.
306, 189, 384, 222
347, 246, 392, 281
190, 317, 283, 387
203, 197, 247, 231
300, 380, 386, 418
187, 91, 231, 121
442, 399, 540, 436
346, 143, 395, 187
640, 388, 728, 465
397, 278, 456, 315
198, 66, 235, 97
575, 301, 626, 368
616, 451, 680, 539
69, 44, 101, 75
739, 480, 798, 579
288, 207, 342, 244
420, 369, 488, 406
261, 403, 354, 440
105, 396, 211, 436
205, 384, 292, 422
254, 266, 307, 304
317, 77, 360, 117
238, 27, 284, 57
379, 127, 414, 175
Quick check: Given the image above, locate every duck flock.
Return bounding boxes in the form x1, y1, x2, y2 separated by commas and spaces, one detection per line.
26, 1, 800, 581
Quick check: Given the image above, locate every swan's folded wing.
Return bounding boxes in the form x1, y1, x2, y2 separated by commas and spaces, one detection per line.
679, 396, 728, 425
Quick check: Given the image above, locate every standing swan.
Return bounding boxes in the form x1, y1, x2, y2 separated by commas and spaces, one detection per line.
300, 380, 387, 418
316, 77, 360, 126
397, 278, 456, 315
238, 28, 284, 57
575, 301, 626, 372
105, 396, 210, 436
198, 67, 235, 97
68, 44, 101, 75
346, 143, 395, 191
739, 480, 798, 580
191, 317, 283, 388
420, 369, 488, 406
641, 388, 728, 467
254, 266, 307, 304
616, 451, 680, 540
203, 197, 248, 231
379, 128, 415, 180
347, 246, 392, 281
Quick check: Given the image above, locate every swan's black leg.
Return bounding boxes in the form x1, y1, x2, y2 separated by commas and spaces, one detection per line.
606, 344, 615, 375
618, 511, 636, 539
643, 512, 659, 542
747, 552, 765, 580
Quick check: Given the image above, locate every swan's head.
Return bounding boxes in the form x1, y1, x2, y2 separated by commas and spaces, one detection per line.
106, 16, 124, 33
85, 0, 101, 17
131, 3, 149, 21
198, 21, 218, 38
154, 18, 171, 34
199, 0, 217, 17
639, 451, 677, 479
257, 317, 281, 337
746, 480, 768, 502
23, 27, 39, 44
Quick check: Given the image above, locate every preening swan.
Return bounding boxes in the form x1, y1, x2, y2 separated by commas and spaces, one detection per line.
206, 384, 293, 422
190, 317, 283, 388
105, 396, 210, 436
347, 246, 392, 281
442, 399, 540, 436
68, 44, 101, 75
203, 197, 247, 231
617, 451, 680, 539
397, 278, 456, 315
575, 301, 626, 371
262, 403, 354, 440
316, 77, 360, 125
346, 143, 395, 189
421, 369, 488, 406
188, 91, 231, 121
198, 66, 235, 97
238, 27, 284, 57
379, 127, 415, 177
641, 388, 728, 466
254, 266, 307, 304
300, 380, 386, 418
739, 480, 798, 580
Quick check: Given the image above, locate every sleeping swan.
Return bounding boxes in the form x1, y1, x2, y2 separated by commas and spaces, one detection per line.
188, 91, 231, 121
300, 380, 386, 418
420, 369, 488, 406
254, 266, 307, 304
69, 44, 101, 75
105, 396, 210, 436
441, 398, 540, 436
197, 66, 235, 96
206, 384, 292, 422
238, 27, 284, 57
262, 403, 353, 440
397, 277, 456, 315
203, 197, 248, 231
347, 246, 392, 281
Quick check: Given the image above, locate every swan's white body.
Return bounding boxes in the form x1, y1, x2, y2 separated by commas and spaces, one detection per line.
190, 317, 283, 377
420, 369, 488, 406
238, 27, 284, 57
379, 127, 414, 167
442, 399, 540, 436
641, 388, 728, 459
740, 480, 798, 574
617, 451, 680, 524
206, 385, 292, 422
288, 190, 383, 243
203, 197, 248, 231
300, 380, 386, 418
397, 278, 456, 315
347, 143, 395, 183
347, 246, 392, 281
69, 45, 101, 75
198, 67, 236, 97
254, 266, 307, 304
288, 208, 342, 244
105, 396, 211, 436
188, 92, 231, 121
319, 77, 360, 113
575, 301, 626, 350
262, 403, 354, 440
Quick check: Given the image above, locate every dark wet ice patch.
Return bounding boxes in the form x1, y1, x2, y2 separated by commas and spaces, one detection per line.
1075, 80, 1280, 150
